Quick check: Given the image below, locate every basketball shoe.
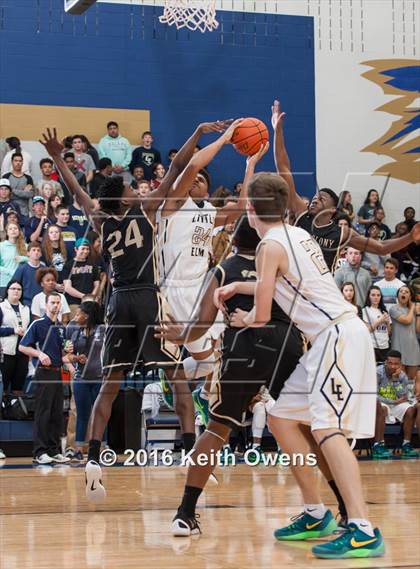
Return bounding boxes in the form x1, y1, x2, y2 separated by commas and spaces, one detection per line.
172, 510, 201, 537
159, 369, 174, 409
192, 386, 209, 426
274, 510, 337, 541
372, 442, 392, 459
85, 460, 106, 503
312, 523, 385, 559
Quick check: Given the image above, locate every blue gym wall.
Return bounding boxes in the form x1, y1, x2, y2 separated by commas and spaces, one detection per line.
0, 1, 316, 195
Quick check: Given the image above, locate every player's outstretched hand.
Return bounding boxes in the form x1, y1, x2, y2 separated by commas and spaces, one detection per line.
213, 283, 237, 313
222, 118, 245, 144
246, 141, 270, 168
271, 99, 286, 130
411, 222, 420, 242
229, 308, 249, 328
199, 120, 234, 134
154, 313, 185, 344
39, 128, 64, 157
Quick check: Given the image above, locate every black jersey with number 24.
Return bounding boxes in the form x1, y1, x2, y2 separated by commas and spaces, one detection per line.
101, 205, 157, 288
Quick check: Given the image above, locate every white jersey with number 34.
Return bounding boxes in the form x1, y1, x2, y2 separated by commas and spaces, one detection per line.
262, 224, 356, 342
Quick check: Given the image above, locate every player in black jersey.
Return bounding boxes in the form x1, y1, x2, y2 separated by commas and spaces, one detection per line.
155, 216, 304, 536
271, 100, 420, 273
40, 124, 233, 502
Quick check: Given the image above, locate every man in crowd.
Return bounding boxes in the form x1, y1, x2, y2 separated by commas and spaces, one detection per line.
25, 196, 49, 243
401, 207, 417, 231
71, 136, 95, 184
376, 258, 405, 310
58, 153, 87, 205
90, 158, 112, 200
334, 247, 372, 306
55, 205, 77, 258
98, 121, 131, 175
36, 158, 64, 198
373, 351, 419, 459
2, 153, 34, 217
373, 207, 391, 241
62, 238, 100, 316
130, 131, 161, 180
129, 165, 145, 190
12, 242, 44, 307
0, 178, 22, 229
19, 292, 70, 465
69, 196, 90, 238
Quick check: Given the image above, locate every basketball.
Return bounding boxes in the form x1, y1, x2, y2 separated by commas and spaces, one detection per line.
232, 117, 269, 156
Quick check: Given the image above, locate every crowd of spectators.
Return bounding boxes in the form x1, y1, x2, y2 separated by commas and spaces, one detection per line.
0, 128, 418, 463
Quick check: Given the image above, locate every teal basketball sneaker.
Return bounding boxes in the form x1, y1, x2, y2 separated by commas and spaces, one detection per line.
312, 523, 385, 559
274, 509, 337, 541
159, 369, 174, 409
192, 386, 209, 426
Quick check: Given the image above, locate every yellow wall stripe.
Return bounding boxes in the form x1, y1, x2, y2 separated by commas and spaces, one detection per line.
0, 103, 150, 144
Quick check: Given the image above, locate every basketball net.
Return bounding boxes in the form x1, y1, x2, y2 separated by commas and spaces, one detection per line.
159, 0, 219, 33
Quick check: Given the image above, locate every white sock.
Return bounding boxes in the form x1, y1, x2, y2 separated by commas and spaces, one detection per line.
348, 518, 375, 537
252, 401, 266, 440
304, 503, 326, 519
403, 439, 410, 445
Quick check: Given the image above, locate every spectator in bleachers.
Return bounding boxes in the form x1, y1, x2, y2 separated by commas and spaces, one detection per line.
168, 148, 178, 164
19, 291, 70, 465
0, 280, 30, 395
391, 222, 417, 280
98, 121, 131, 175
361, 222, 387, 281
47, 194, 62, 223
233, 181, 243, 197
0, 223, 28, 299
24, 197, 49, 244
71, 135, 95, 184
36, 158, 64, 199
376, 258, 405, 310
68, 196, 89, 238
62, 238, 100, 317
334, 247, 372, 306
1, 137, 33, 177
338, 190, 355, 222
67, 300, 104, 460
340, 281, 362, 318
373, 207, 391, 240
79, 135, 100, 169
357, 189, 381, 229
0, 178, 22, 230
211, 186, 231, 208
151, 163, 166, 190
55, 206, 77, 259
130, 131, 161, 181
129, 166, 145, 191
31, 268, 71, 324
58, 152, 87, 205
373, 350, 419, 458
389, 286, 420, 380
90, 158, 112, 200
401, 207, 417, 231
12, 243, 44, 307
133, 179, 151, 198
362, 285, 391, 362
2, 153, 34, 217
41, 224, 67, 288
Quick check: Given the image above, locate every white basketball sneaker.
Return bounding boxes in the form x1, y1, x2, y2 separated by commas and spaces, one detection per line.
85, 460, 106, 503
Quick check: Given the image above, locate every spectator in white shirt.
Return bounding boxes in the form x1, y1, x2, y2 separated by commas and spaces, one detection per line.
362, 285, 391, 363
376, 258, 405, 311
31, 267, 71, 324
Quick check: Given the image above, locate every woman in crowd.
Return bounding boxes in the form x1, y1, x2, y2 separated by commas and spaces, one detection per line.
47, 195, 62, 223
389, 285, 420, 380
338, 190, 354, 221
340, 282, 362, 318
67, 301, 105, 460
151, 163, 166, 190
0, 223, 28, 298
38, 182, 56, 202
357, 189, 381, 228
0, 280, 30, 394
31, 267, 71, 324
361, 222, 387, 281
41, 224, 67, 289
362, 285, 391, 362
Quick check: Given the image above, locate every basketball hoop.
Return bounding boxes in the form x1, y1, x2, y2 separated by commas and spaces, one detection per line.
159, 1, 219, 33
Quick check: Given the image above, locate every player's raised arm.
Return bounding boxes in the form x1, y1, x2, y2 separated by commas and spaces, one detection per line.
347, 222, 420, 256
39, 128, 99, 229
143, 120, 233, 216
214, 141, 270, 227
272, 100, 307, 217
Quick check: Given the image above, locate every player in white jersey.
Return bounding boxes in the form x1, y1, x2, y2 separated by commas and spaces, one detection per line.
225, 172, 384, 559
157, 124, 269, 450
